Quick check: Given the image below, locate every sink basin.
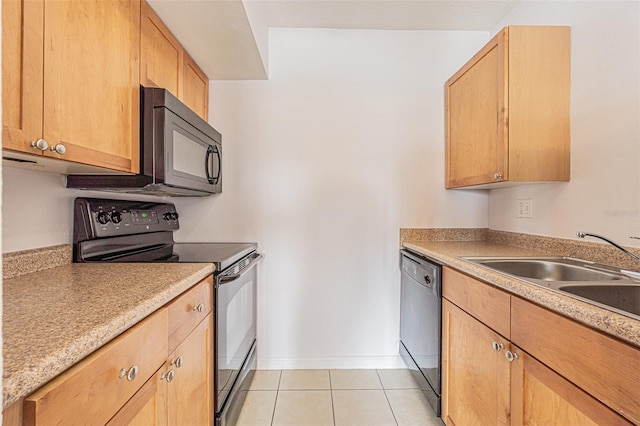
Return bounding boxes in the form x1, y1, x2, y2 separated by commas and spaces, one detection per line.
552, 283, 640, 318
461, 256, 640, 320
464, 257, 623, 282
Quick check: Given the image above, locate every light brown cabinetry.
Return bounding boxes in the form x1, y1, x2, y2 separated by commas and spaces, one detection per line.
140, 0, 209, 120
182, 54, 210, 120
140, 0, 183, 97
442, 267, 636, 425
2, 0, 141, 173
442, 299, 510, 425
14, 276, 214, 426
23, 309, 168, 425
445, 26, 570, 188
166, 312, 214, 425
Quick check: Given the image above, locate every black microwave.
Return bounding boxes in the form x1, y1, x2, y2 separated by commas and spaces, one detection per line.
67, 87, 222, 196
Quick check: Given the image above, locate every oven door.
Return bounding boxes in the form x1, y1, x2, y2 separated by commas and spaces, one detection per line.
215, 253, 263, 415
154, 107, 222, 194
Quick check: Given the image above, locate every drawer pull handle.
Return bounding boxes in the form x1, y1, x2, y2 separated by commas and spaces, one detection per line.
161, 370, 175, 383
493, 173, 503, 180
119, 365, 139, 381
505, 351, 519, 362
50, 143, 67, 155
193, 303, 204, 313
31, 138, 49, 151
491, 341, 504, 352
170, 356, 184, 368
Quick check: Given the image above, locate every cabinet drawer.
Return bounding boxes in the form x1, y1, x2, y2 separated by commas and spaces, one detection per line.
442, 267, 511, 338
511, 297, 640, 424
168, 276, 213, 351
23, 309, 168, 426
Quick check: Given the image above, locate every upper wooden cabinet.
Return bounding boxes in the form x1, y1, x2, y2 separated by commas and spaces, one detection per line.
3, 0, 210, 173
140, 0, 183, 97
182, 54, 210, 120
2, 0, 141, 173
445, 26, 571, 189
140, 1, 209, 121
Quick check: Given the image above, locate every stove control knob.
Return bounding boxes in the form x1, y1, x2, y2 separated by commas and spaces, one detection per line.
163, 212, 173, 221
96, 211, 110, 225
111, 211, 123, 224
171, 212, 179, 221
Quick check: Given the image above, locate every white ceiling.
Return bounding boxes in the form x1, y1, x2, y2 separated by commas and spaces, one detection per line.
148, 0, 520, 80
263, 0, 520, 30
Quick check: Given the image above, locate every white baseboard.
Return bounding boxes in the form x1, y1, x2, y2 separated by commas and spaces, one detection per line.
256, 355, 406, 370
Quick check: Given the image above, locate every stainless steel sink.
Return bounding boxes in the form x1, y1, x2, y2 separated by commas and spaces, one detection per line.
461, 256, 640, 320
462, 257, 624, 282
551, 283, 640, 317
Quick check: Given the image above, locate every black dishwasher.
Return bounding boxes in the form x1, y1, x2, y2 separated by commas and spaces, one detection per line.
399, 249, 442, 416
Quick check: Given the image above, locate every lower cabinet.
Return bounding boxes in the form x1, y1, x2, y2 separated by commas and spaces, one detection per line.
166, 312, 214, 425
16, 276, 214, 426
442, 299, 510, 425
442, 266, 637, 425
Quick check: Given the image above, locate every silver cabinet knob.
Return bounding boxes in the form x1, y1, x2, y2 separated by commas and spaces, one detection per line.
493, 173, 503, 180
161, 370, 175, 382
170, 356, 184, 368
505, 351, 519, 362
50, 143, 67, 155
192, 303, 204, 313
119, 365, 139, 381
492, 341, 504, 352
31, 138, 49, 151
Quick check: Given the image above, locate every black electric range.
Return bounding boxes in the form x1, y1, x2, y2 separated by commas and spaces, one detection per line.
73, 197, 261, 426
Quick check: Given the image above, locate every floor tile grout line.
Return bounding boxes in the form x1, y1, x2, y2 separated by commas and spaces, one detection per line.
270, 370, 283, 426
382, 388, 400, 426
329, 370, 337, 426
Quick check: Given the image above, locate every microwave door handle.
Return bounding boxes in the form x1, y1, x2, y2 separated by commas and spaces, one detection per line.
212, 145, 221, 184
205, 145, 215, 184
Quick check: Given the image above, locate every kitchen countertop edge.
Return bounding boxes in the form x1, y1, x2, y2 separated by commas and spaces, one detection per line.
403, 240, 640, 349
2, 263, 214, 409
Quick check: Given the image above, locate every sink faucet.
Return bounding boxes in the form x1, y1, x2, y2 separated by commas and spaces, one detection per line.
576, 232, 640, 262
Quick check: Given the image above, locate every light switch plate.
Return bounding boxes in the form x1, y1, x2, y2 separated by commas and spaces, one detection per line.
517, 199, 533, 218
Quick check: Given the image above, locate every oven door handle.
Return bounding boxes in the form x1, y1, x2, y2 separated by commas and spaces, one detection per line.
218, 253, 264, 285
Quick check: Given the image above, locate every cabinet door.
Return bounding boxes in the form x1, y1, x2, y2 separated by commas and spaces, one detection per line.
511, 297, 640, 424
107, 368, 167, 426
41, 0, 140, 172
2, 0, 43, 154
24, 309, 168, 426
140, 0, 183, 96
511, 347, 633, 426
442, 299, 510, 425
166, 312, 214, 426
182, 53, 209, 120
445, 30, 507, 188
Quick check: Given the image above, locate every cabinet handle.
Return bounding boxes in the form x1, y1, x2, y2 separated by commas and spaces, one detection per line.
119, 365, 139, 381
192, 303, 204, 313
505, 351, 519, 362
492, 341, 504, 352
161, 370, 175, 383
50, 143, 67, 155
170, 356, 184, 368
493, 173, 503, 180
30, 139, 49, 151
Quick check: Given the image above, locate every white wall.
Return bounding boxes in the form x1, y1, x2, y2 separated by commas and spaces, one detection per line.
1, 167, 168, 252
174, 29, 489, 368
488, 1, 640, 246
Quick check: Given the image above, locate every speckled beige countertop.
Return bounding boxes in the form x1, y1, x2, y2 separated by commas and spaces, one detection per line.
403, 240, 640, 349
3, 262, 214, 408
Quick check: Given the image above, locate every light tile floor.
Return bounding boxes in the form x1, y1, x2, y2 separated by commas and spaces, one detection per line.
236, 369, 442, 426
